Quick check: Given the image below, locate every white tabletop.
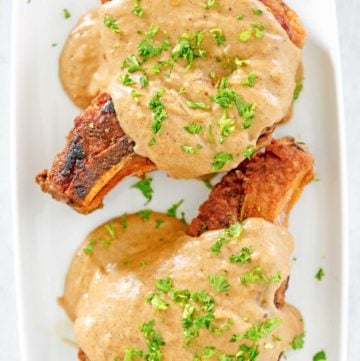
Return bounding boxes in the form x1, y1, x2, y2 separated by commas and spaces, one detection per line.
1, 0, 358, 359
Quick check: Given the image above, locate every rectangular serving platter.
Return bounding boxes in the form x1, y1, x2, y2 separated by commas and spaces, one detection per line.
11, 0, 348, 360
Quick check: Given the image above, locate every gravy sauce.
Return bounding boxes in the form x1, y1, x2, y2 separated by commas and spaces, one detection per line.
62, 213, 303, 361
60, 0, 301, 178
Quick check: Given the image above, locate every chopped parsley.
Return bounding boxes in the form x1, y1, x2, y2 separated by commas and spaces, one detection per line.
146, 24, 159, 40
132, 0, 144, 17
155, 219, 164, 228
179, 87, 187, 95
121, 213, 128, 230
313, 350, 327, 361
167, 199, 184, 217
186, 100, 209, 110
293, 79, 303, 101
131, 90, 143, 99
137, 39, 169, 62
272, 272, 282, 283
140, 75, 149, 88
203, 179, 213, 189
211, 152, 233, 171
122, 54, 142, 73
251, 22, 265, 39
234, 57, 249, 67
253, 8, 263, 15
146, 293, 169, 311
63, 8, 71, 19
121, 74, 135, 85
211, 222, 243, 254
184, 121, 203, 134
218, 114, 236, 143
171, 31, 206, 69
240, 265, 265, 284
155, 277, 173, 293
210, 28, 226, 46
229, 247, 253, 264
315, 267, 325, 281
148, 89, 168, 134
181, 145, 195, 154
137, 209, 153, 220
132, 177, 153, 205
83, 239, 96, 255
244, 146, 256, 159
103, 14, 120, 33
236, 14, 245, 20
140, 320, 165, 360
238, 30, 251, 42
208, 274, 231, 292
202, 0, 217, 9
231, 317, 283, 342
291, 333, 305, 350
241, 72, 256, 87
104, 223, 116, 239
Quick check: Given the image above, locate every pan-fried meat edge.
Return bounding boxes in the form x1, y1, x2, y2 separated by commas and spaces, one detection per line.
188, 137, 314, 236
35, 93, 156, 214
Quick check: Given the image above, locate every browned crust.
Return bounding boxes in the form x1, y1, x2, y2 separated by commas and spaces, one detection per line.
187, 137, 314, 237
35, 93, 156, 213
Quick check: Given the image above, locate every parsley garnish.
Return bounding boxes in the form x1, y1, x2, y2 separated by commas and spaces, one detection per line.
132, 0, 144, 17
315, 267, 325, 281
184, 121, 203, 134
103, 14, 120, 33
203, 179, 213, 189
155, 277, 173, 293
132, 177, 153, 205
140, 75, 149, 88
63, 8, 71, 19
137, 209, 153, 220
218, 114, 236, 143
208, 274, 231, 292
140, 320, 165, 360
148, 89, 168, 134
104, 223, 116, 239
138, 39, 168, 61
240, 265, 265, 284
202, 0, 217, 9
241, 72, 256, 87
210, 28, 226, 46
234, 57, 249, 67
181, 145, 195, 154
211, 152, 233, 171
231, 318, 282, 342
293, 79, 303, 101
171, 31, 206, 69
146, 24, 159, 39
121, 213, 128, 230
236, 14, 245, 20
229, 247, 253, 264
211, 222, 243, 254
253, 8, 263, 15
83, 239, 96, 255
238, 30, 251, 42
251, 22, 265, 39
155, 219, 164, 228
313, 350, 327, 361
146, 293, 169, 311
244, 146, 256, 159
122, 54, 142, 73
291, 333, 305, 350
121, 74, 135, 85
186, 101, 209, 110
166, 199, 184, 217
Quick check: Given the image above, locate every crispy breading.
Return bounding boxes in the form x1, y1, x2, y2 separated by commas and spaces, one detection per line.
188, 137, 314, 236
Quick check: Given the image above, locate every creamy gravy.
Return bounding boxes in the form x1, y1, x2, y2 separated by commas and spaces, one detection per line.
62, 213, 303, 361
60, 0, 301, 178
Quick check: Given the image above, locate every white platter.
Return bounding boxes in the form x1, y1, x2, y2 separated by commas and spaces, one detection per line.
11, 0, 348, 360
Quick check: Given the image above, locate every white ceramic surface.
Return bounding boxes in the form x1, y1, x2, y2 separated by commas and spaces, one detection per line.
10, 0, 348, 360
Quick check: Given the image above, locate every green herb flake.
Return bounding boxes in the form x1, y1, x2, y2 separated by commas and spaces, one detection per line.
251, 22, 265, 39
211, 222, 243, 254
179, 87, 187, 95
167, 199, 184, 218
202, 346, 216, 358
155, 277, 173, 293
229, 247, 253, 264
63, 8, 71, 19
121, 73, 135, 86
240, 265, 265, 284
132, 177, 153, 205
155, 219, 164, 228
236, 14, 245, 20
148, 89, 168, 134
210, 28, 226, 46
186, 100, 209, 110
137, 209, 153, 220
293, 79, 303, 101
234, 57, 249, 67
104, 223, 116, 239
83, 239, 96, 256
51, 43, 58, 47
203, 179, 213, 189
182, 145, 195, 154
315, 267, 325, 281
238, 30, 251, 42
140, 75, 149, 88
103, 14, 120, 34
184, 121, 203, 134
211, 152, 233, 171
132, 0, 144, 17
291, 333, 305, 350
146, 293, 169, 311
244, 146, 256, 159
139, 320, 165, 360
208, 274, 231, 292
272, 272, 282, 283
202, 0, 217, 9
122, 54, 142, 73
218, 114, 236, 143
146, 24, 159, 39
253, 8, 263, 15
242, 72, 256, 87
123, 348, 143, 361
313, 350, 327, 361
121, 214, 128, 230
